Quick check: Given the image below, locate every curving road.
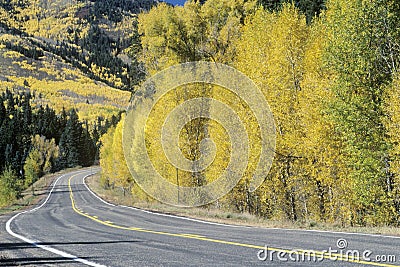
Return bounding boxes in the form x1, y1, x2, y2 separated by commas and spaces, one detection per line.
1, 169, 400, 266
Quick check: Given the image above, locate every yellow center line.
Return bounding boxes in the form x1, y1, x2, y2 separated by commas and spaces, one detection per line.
180, 234, 206, 238
68, 174, 398, 267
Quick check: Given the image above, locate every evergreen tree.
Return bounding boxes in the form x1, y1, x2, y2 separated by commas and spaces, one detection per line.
258, 0, 325, 22
0, 100, 6, 170
79, 121, 96, 167
58, 109, 82, 169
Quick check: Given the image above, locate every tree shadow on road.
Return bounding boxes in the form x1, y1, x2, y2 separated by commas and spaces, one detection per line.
0, 256, 92, 266
0, 239, 143, 250
0, 239, 143, 265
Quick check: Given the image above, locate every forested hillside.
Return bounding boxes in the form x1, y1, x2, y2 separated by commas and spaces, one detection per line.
0, 0, 157, 207
0, 0, 159, 90
99, 0, 400, 227
0, 88, 122, 206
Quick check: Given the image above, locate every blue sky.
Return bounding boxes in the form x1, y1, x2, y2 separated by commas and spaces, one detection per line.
164, 0, 187, 6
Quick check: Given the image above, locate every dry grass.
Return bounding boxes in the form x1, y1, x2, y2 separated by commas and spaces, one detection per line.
86, 174, 400, 237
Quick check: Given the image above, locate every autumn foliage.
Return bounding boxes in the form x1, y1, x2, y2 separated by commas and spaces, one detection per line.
97, 0, 400, 226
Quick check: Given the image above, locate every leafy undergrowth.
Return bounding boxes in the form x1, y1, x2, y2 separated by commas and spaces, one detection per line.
0, 167, 81, 216
86, 173, 400, 237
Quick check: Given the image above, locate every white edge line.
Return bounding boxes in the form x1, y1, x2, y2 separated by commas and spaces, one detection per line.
82, 175, 116, 207
83, 173, 400, 240
82, 175, 239, 228
5, 170, 106, 267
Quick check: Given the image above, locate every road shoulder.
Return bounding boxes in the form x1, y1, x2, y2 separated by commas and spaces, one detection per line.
86, 172, 400, 238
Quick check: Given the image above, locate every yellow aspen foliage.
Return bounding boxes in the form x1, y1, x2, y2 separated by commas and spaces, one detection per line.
99, 125, 116, 189
112, 114, 133, 196
99, 116, 149, 201
30, 135, 59, 175
24, 149, 42, 187
384, 73, 400, 216
299, 17, 349, 223
235, 4, 309, 221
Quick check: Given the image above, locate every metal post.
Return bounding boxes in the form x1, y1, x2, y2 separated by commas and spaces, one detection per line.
176, 167, 180, 204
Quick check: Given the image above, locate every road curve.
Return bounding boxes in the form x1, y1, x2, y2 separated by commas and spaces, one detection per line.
2, 169, 400, 266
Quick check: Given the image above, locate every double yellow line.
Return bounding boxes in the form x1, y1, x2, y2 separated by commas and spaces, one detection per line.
68, 174, 398, 267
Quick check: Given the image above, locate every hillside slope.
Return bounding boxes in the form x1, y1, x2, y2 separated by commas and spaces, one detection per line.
0, 0, 159, 120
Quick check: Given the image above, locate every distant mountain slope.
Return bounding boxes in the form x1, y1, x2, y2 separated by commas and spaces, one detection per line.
0, 0, 159, 121
0, 32, 130, 121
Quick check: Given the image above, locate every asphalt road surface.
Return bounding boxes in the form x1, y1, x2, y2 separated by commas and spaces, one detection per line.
1, 169, 400, 266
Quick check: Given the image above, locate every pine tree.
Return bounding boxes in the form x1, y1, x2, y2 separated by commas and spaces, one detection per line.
0, 99, 6, 171
58, 109, 82, 169
258, 0, 325, 22
79, 121, 96, 167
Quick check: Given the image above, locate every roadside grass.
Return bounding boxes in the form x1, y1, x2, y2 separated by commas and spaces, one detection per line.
86, 173, 400, 237
0, 167, 81, 216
